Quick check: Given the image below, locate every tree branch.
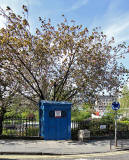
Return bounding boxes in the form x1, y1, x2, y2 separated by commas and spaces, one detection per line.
64, 90, 78, 101
8, 44, 45, 99
18, 90, 37, 104
55, 53, 75, 100
12, 63, 41, 98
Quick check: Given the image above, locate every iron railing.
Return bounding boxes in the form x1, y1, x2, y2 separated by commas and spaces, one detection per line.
2, 117, 39, 137
2, 118, 129, 140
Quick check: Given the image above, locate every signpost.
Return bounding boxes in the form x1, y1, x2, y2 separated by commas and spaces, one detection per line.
112, 101, 120, 147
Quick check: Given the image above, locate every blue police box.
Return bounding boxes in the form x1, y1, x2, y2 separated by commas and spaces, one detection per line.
39, 100, 72, 140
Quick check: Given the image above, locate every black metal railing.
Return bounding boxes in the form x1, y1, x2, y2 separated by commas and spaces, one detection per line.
2, 117, 39, 137
2, 118, 129, 140
71, 120, 129, 140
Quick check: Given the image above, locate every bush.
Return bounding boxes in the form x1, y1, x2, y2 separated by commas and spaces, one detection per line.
2, 129, 18, 136
86, 118, 114, 137
121, 117, 129, 121
71, 110, 91, 121
26, 127, 39, 136
100, 115, 114, 124
4, 111, 22, 118
71, 118, 129, 139
2, 127, 39, 137
118, 121, 129, 131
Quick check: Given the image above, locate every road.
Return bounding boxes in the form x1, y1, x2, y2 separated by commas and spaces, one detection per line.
0, 151, 129, 160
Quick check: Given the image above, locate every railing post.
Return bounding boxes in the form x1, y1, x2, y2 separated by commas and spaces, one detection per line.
26, 118, 27, 136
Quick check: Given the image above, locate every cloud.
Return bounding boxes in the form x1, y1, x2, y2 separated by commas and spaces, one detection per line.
104, 12, 129, 43
100, 0, 129, 44
89, 0, 129, 44
66, 0, 88, 12
71, 0, 88, 11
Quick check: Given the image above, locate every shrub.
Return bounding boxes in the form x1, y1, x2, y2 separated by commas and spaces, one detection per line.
26, 127, 39, 136
71, 110, 91, 121
118, 121, 129, 131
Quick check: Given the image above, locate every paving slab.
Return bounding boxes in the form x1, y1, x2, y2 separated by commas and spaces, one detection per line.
0, 139, 129, 155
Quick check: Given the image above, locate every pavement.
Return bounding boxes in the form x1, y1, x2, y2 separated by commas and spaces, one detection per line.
0, 139, 129, 155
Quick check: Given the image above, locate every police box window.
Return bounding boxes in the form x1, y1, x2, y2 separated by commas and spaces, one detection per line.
49, 110, 66, 118
49, 111, 55, 117
61, 111, 66, 117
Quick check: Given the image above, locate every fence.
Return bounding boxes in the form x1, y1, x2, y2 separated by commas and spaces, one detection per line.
2, 118, 129, 140
71, 120, 129, 140
2, 118, 85, 137
2, 117, 39, 137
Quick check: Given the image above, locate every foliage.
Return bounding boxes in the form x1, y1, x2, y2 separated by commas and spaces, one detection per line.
26, 127, 39, 136
0, 5, 128, 105
82, 102, 94, 111
2, 129, 18, 136
4, 108, 39, 120
2, 127, 39, 136
0, 56, 18, 134
71, 102, 92, 120
100, 115, 114, 123
4, 111, 21, 118
121, 117, 129, 121
117, 121, 129, 131
71, 110, 91, 121
119, 85, 129, 116
103, 111, 116, 120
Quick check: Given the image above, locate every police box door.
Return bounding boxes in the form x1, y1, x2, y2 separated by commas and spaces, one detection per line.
45, 109, 68, 140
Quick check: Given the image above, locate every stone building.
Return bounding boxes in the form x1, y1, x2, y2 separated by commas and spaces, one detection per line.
93, 95, 117, 117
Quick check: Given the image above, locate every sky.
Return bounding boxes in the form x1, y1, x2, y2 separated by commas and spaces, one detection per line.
0, 0, 129, 86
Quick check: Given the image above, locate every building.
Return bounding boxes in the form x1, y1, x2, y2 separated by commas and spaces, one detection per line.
93, 95, 117, 118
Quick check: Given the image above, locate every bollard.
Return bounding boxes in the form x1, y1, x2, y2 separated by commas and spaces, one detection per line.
110, 139, 112, 151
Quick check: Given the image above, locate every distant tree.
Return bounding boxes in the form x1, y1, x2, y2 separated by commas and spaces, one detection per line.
119, 85, 129, 117
0, 57, 18, 135
4, 94, 37, 117
0, 6, 128, 106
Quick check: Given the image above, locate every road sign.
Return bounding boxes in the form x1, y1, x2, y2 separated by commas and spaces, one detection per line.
111, 101, 120, 147
112, 102, 120, 111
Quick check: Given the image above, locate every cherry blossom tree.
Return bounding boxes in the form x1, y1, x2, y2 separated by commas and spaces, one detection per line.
0, 5, 128, 106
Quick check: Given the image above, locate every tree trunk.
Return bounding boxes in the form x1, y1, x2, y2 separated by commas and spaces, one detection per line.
0, 107, 6, 135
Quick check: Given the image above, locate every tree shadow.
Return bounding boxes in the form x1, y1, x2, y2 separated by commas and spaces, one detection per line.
57, 139, 110, 147
0, 139, 42, 145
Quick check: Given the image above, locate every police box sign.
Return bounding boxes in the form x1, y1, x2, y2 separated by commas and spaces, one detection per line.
49, 110, 67, 118
55, 110, 61, 118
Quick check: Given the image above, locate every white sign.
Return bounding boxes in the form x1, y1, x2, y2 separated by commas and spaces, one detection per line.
55, 110, 61, 118
100, 125, 106, 130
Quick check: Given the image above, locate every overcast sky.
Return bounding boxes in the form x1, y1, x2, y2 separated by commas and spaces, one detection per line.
0, 0, 129, 86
